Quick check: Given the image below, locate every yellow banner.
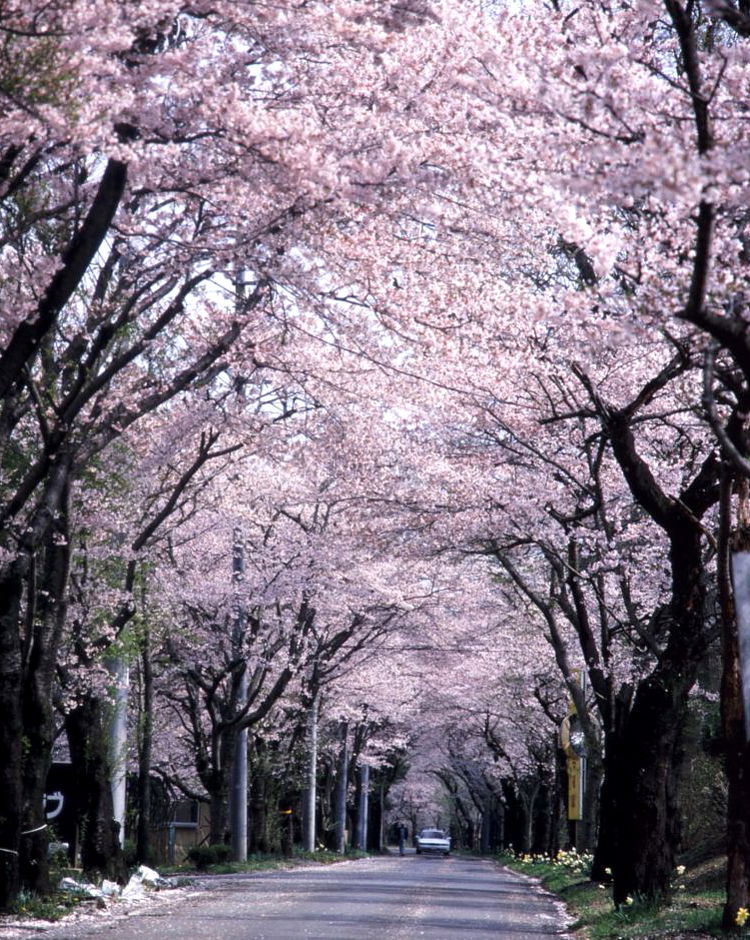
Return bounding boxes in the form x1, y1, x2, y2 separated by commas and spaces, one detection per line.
567, 756, 582, 820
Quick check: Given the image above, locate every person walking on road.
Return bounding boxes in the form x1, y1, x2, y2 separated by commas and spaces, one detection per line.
397, 822, 408, 856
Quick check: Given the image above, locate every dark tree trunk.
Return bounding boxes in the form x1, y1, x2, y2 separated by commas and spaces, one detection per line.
501, 780, 524, 854
480, 792, 492, 855
65, 695, 128, 882
207, 729, 234, 845
20, 504, 72, 895
591, 748, 616, 882
610, 675, 691, 904
0, 458, 73, 905
333, 723, 348, 854
248, 736, 270, 853
611, 527, 708, 906
368, 776, 383, 852
20, 680, 54, 896
591, 693, 632, 882
0, 564, 25, 909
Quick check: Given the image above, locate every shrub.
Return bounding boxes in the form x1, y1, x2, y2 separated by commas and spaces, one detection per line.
186, 843, 232, 870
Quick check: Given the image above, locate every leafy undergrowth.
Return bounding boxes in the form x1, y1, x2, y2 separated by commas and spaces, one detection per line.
501, 851, 729, 938
5, 888, 87, 923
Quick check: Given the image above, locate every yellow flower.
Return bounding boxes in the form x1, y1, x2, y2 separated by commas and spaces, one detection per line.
625, 896, 634, 906
736, 907, 749, 927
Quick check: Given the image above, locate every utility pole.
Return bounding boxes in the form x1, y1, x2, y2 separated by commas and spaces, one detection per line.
109, 657, 129, 847
357, 763, 370, 851
229, 268, 249, 863
302, 690, 320, 853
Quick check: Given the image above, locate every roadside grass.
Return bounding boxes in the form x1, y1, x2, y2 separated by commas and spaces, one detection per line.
170, 847, 369, 876
6, 887, 87, 923
501, 851, 727, 938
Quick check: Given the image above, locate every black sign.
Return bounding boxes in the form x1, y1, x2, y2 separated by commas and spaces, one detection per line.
44, 763, 77, 863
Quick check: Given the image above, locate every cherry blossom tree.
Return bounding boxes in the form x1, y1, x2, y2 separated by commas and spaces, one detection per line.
0, 0, 495, 903
6, 0, 750, 921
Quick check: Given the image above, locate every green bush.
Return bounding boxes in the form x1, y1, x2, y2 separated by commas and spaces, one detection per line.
122, 839, 138, 867
186, 843, 232, 870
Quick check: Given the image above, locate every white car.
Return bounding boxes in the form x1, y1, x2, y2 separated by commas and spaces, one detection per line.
415, 827, 451, 856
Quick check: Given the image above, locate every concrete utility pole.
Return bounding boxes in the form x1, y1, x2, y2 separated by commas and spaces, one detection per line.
230, 529, 247, 862
302, 691, 320, 852
357, 764, 370, 851
109, 657, 129, 847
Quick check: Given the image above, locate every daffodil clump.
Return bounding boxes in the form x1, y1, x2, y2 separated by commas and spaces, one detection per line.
514, 847, 593, 876
553, 848, 593, 874
736, 906, 749, 928
672, 863, 687, 892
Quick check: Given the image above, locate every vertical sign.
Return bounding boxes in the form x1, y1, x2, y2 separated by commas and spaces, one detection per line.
45, 762, 77, 863
567, 756, 583, 820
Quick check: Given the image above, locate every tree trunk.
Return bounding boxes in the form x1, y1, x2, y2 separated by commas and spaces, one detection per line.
591, 748, 617, 882
0, 564, 25, 908
209, 777, 230, 846
207, 728, 234, 845
522, 784, 537, 855
480, 792, 491, 855
590, 691, 632, 882
609, 524, 710, 906
19, 692, 53, 896
20, 493, 72, 896
248, 736, 270, 853
610, 673, 691, 904
369, 777, 384, 852
229, 532, 247, 861
65, 695, 128, 882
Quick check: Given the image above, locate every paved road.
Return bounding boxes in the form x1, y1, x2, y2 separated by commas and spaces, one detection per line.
18, 853, 571, 940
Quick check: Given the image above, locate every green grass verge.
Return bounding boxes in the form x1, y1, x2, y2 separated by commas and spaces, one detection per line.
500, 851, 728, 938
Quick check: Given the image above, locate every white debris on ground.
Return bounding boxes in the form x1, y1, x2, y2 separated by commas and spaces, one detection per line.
0, 865, 195, 939
58, 864, 177, 901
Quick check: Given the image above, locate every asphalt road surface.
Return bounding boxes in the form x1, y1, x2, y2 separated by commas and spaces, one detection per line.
16, 852, 571, 940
